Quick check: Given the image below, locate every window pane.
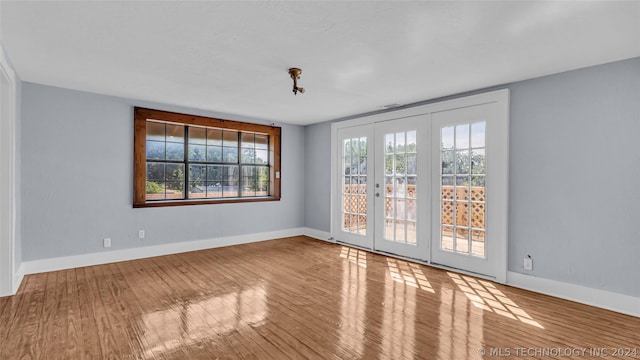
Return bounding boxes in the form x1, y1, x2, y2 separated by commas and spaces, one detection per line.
223, 182, 238, 197
207, 146, 222, 162
223, 130, 238, 147
146, 162, 165, 180
255, 149, 268, 165
456, 124, 469, 149
257, 166, 269, 180
255, 135, 268, 150
188, 182, 206, 199
441, 126, 454, 150
241, 133, 254, 148
189, 165, 206, 185
471, 149, 485, 174
146, 122, 165, 141
471, 176, 485, 187
456, 150, 470, 174
166, 124, 184, 142
406, 131, 416, 153
256, 181, 269, 196
224, 169, 239, 197
223, 147, 238, 163
206, 182, 222, 198
359, 157, 367, 175
189, 144, 206, 162
442, 176, 454, 186
359, 137, 367, 156
385, 134, 394, 154
456, 176, 469, 187
407, 154, 416, 175
189, 127, 206, 145
441, 201, 454, 225
146, 141, 165, 160
224, 165, 239, 181
207, 165, 223, 181
165, 182, 183, 199
242, 166, 257, 195
351, 138, 359, 156
471, 122, 486, 148
351, 157, 360, 175
395, 132, 405, 153
207, 129, 222, 146
146, 180, 165, 200
395, 154, 405, 175
385, 155, 393, 175
241, 148, 255, 164
441, 150, 454, 174
166, 180, 184, 194
166, 142, 184, 161
166, 164, 184, 182
344, 156, 352, 175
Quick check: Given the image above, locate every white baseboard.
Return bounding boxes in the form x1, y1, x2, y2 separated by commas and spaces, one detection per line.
302, 227, 333, 243
13, 263, 24, 294
507, 271, 639, 318
21, 228, 306, 276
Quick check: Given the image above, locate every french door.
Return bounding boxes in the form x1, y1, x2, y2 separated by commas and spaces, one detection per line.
332, 90, 508, 281
334, 118, 430, 258
430, 103, 508, 279
373, 116, 429, 260
334, 124, 374, 249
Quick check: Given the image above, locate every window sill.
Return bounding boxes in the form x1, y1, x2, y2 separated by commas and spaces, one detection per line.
133, 196, 281, 208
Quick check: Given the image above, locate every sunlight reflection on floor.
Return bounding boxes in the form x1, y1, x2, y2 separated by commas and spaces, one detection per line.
448, 272, 544, 328
340, 246, 367, 268
387, 258, 435, 293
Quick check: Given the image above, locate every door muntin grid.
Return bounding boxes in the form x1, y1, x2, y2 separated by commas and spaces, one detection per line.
440, 122, 486, 257
384, 131, 417, 244
343, 137, 368, 235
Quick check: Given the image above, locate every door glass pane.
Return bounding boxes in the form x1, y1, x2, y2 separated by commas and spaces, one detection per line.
440, 121, 486, 258
383, 130, 417, 245
342, 137, 367, 235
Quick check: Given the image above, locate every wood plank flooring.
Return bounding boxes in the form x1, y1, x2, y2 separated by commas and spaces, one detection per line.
1, 236, 638, 359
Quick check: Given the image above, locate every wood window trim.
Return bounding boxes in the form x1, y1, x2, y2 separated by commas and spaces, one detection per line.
134, 107, 281, 208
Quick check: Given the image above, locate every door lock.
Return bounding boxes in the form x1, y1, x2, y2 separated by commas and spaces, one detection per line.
375, 193, 380, 197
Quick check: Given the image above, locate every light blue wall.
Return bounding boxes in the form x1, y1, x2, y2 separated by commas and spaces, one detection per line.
303, 121, 331, 232
21, 83, 305, 261
508, 57, 640, 297
303, 57, 640, 297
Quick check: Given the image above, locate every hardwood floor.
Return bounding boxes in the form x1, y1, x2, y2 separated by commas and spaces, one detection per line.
1, 236, 638, 359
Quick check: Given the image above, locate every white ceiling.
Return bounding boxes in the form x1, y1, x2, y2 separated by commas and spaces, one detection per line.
1, 1, 639, 125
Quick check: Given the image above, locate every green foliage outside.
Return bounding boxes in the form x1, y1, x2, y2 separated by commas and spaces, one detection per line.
146, 181, 164, 194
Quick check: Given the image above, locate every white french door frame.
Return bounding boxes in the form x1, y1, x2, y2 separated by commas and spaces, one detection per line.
0, 45, 18, 296
331, 89, 509, 283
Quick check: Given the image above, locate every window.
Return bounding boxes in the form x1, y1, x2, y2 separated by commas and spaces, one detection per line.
134, 107, 281, 207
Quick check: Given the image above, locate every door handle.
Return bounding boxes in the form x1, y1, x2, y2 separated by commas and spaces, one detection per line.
375, 193, 380, 197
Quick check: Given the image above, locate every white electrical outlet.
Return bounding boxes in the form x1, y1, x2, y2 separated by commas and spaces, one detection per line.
524, 256, 533, 271
138, 230, 145, 239
103, 238, 111, 248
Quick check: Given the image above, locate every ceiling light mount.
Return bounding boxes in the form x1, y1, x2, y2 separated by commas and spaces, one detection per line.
288, 68, 305, 95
